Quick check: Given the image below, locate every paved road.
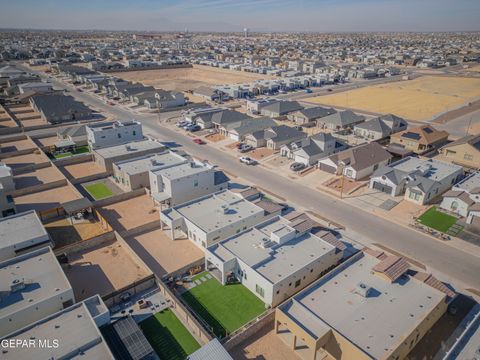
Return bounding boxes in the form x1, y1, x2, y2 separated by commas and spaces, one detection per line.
25, 71, 480, 291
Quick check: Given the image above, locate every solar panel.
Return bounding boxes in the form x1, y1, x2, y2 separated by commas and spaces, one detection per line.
113, 316, 155, 360
423, 127, 433, 133
401, 132, 421, 140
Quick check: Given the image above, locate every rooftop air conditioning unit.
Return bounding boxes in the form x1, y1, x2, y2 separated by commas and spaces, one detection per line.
354, 282, 372, 298
10, 278, 26, 293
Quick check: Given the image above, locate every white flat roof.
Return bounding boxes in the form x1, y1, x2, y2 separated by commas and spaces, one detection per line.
166, 190, 264, 233
283, 252, 446, 359
390, 157, 463, 181
115, 150, 186, 175
155, 161, 211, 180
0, 210, 49, 254
2, 301, 114, 360
210, 217, 336, 284
0, 247, 72, 320
94, 139, 164, 159
454, 171, 480, 193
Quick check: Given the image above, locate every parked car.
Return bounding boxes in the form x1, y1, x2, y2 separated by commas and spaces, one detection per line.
304, 89, 313, 93
187, 124, 201, 132
240, 156, 256, 165
290, 162, 306, 172
176, 120, 189, 128
239, 144, 253, 153
193, 138, 205, 145
236, 142, 245, 149
94, 89, 101, 93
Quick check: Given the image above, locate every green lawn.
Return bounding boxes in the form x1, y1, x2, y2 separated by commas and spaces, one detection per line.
54, 145, 90, 159
84, 182, 113, 200
140, 309, 200, 360
181, 272, 266, 337
417, 207, 458, 233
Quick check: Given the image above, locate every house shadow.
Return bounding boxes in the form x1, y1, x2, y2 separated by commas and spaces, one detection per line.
14, 175, 44, 188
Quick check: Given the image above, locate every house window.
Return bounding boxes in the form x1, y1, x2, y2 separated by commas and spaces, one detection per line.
464, 153, 473, 161
255, 284, 265, 298
117, 133, 121, 138
133, 130, 136, 136
193, 179, 198, 187
346, 169, 353, 177
295, 279, 301, 288
244, 272, 247, 280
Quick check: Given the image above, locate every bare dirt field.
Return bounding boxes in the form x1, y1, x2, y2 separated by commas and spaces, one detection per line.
304, 76, 480, 121
14, 185, 81, 212
125, 228, 203, 277
64, 239, 150, 301
61, 160, 105, 179
110, 64, 273, 92
14, 166, 64, 189
0, 137, 36, 152
98, 194, 158, 232
2, 151, 49, 169
229, 324, 297, 360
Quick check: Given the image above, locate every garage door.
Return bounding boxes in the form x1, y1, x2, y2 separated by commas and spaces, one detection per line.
319, 163, 336, 174
372, 181, 393, 194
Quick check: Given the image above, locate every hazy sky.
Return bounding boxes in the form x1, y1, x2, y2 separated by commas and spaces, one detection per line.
0, 0, 479, 32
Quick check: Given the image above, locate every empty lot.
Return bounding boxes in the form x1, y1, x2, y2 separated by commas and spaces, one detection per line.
14, 185, 81, 212
64, 239, 151, 301
111, 64, 273, 92
304, 76, 480, 121
125, 228, 203, 277
14, 166, 64, 189
61, 160, 105, 179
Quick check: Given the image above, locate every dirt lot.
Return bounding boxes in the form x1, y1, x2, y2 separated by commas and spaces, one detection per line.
35, 135, 59, 148
205, 133, 226, 142
64, 239, 150, 301
304, 76, 480, 121
125, 228, 203, 277
110, 64, 273, 92
229, 323, 297, 360
61, 160, 105, 179
2, 151, 50, 169
248, 148, 275, 160
14, 166, 64, 189
98, 194, 158, 232
14, 185, 81, 212
45, 217, 109, 248
0, 138, 36, 152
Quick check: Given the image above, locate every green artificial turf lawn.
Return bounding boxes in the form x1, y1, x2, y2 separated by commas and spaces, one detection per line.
84, 182, 113, 200
418, 207, 458, 233
140, 309, 200, 360
181, 272, 266, 337
54, 145, 90, 159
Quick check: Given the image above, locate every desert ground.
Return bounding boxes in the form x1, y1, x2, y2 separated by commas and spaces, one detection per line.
110, 64, 274, 92
304, 76, 480, 121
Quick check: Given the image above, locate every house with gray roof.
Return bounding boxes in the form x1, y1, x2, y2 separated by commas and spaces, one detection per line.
212, 110, 251, 131
260, 100, 304, 118
30, 94, 93, 124
205, 214, 344, 306
245, 125, 307, 150
440, 171, 480, 225
316, 110, 365, 130
287, 106, 337, 126
318, 142, 392, 180
220, 117, 277, 141
354, 114, 408, 140
370, 157, 464, 205
281, 132, 348, 166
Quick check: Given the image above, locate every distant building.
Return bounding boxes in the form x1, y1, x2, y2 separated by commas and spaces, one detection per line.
0, 210, 52, 261
30, 94, 93, 124
0, 247, 74, 337
275, 248, 454, 360
438, 134, 480, 169
318, 142, 392, 180
205, 214, 344, 306
354, 114, 408, 141
87, 120, 143, 149
390, 125, 449, 155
